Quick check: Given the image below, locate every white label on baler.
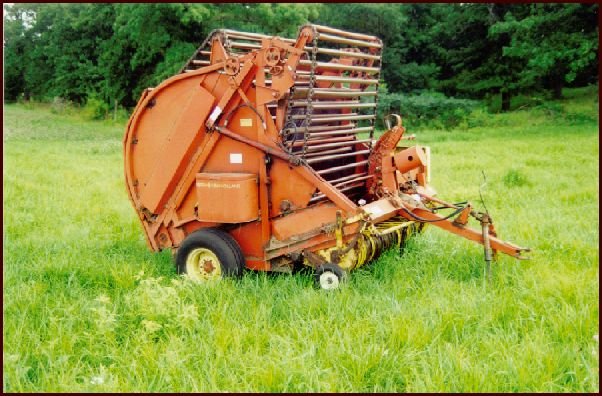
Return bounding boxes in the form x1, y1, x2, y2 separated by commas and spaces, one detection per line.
209, 106, 222, 122
370, 206, 384, 216
240, 118, 253, 127
230, 153, 243, 164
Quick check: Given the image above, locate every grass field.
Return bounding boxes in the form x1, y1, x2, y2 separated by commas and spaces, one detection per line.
3, 86, 599, 392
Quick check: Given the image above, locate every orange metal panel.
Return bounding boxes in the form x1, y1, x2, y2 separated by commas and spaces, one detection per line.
171, 132, 222, 221
137, 85, 216, 213
244, 259, 271, 271
195, 173, 259, 223
394, 146, 426, 174
229, 221, 265, 260
265, 222, 361, 260
271, 203, 340, 241
269, 159, 317, 216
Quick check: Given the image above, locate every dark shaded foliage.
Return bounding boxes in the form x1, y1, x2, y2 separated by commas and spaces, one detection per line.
3, 3, 598, 112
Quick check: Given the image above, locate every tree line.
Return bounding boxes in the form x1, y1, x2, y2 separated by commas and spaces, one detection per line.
3, 3, 598, 112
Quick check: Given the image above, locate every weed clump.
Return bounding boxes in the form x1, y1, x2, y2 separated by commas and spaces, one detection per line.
503, 169, 530, 187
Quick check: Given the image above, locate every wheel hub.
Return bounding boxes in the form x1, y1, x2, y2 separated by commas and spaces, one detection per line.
186, 247, 222, 281
202, 259, 215, 273
319, 271, 340, 290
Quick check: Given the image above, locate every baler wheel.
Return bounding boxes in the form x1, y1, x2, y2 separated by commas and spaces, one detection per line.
314, 263, 347, 290
176, 228, 244, 281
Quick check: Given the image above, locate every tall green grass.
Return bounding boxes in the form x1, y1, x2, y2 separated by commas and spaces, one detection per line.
3, 87, 599, 392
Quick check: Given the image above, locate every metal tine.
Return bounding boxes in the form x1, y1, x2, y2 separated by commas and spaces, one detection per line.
308, 126, 373, 138
229, 41, 262, 50
313, 91, 378, 98
317, 160, 368, 174
296, 87, 376, 93
224, 30, 296, 43
317, 32, 383, 49
327, 172, 370, 185
305, 139, 371, 152
293, 114, 375, 123
284, 124, 356, 133
309, 183, 365, 202
308, 194, 329, 203
333, 181, 366, 191
192, 60, 211, 65
333, 175, 373, 188
317, 162, 369, 177
291, 136, 355, 147
291, 99, 364, 105
292, 112, 358, 119
288, 112, 355, 121
314, 183, 366, 198
306, 135, 359, 142
304, 47, 381, 61
298, 60, 380, 74
291, 101, 377, 110
303, 147, 352, 157
306, 149, 371, 164
293, 90, 378, 99
224, 30, 270, 40
313, 24, 380, 41
297, 75, 379, 85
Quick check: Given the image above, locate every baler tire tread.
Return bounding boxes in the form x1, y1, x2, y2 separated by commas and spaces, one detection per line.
203, 227, 246, 272
176, 228, 245, 279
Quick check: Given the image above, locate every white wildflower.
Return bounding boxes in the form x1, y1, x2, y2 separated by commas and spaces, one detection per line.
90, 375, 105, 385
94, 294, 111, 305
141, 319, 162, 333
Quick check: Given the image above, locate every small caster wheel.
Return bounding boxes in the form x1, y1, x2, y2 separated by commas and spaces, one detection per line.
314, 263, 346, 290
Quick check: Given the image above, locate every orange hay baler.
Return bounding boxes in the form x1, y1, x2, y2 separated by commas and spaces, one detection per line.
123, 24, 529, 289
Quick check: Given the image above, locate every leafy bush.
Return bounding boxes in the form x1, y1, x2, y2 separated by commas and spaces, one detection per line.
83, 97, 110, 121
564, 111, 598, 125
533, 101, 597, 124
535, 101, 564, 117
114, 107, 131, 123
378, 89, 478, 130
485, 93, 547, 113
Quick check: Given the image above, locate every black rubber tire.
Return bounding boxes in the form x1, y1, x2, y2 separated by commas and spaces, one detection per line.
314, 263, 346, 290
176, 228, 245, 279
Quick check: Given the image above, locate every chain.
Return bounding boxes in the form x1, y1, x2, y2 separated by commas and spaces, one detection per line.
302, 29, 318, 159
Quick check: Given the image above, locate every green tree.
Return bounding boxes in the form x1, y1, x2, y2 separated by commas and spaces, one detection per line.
432, 3, 533, 111
4, 3, 115, 102
3, 3, 598, 111
206, 3, 320, 38
3, 4, 33, 100
316, 3, 440, 93
99, 3, 212, 107
490, 3, 598, 99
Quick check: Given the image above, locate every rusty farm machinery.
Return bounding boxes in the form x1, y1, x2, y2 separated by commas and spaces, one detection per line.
123, 24, 529, 289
